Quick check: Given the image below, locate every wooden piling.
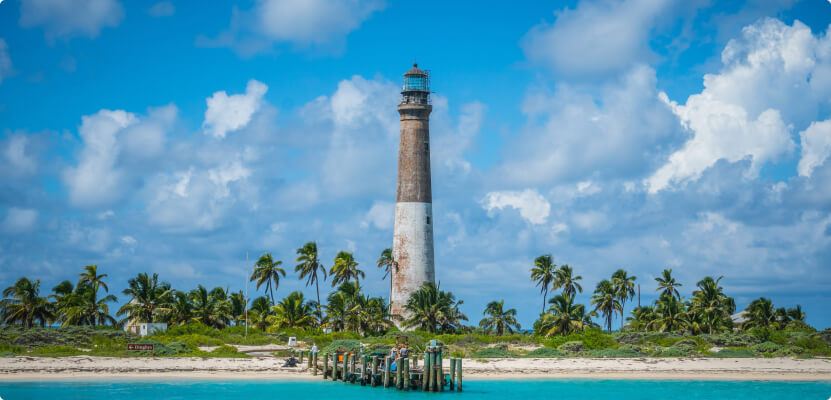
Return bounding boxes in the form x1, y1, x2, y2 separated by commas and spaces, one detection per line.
313, 353, 318, 376
299, 350, 304, 364
323, 353, 329, 379
430, 349, 441, 392
360, 353, 367, 382
350, 352, 356, 375
383, 356, 391, 388
422, 350, 430, 391
413, 354, 418, 368
403, 358, 410, 391
371, 356, 378, 387
456, 358, 462, 392
395, 357, 404, 390
437, 351, 443, 392
449, 357, 456, 388
343, 353, 349, 383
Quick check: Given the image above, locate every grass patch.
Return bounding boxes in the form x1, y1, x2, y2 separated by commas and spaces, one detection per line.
523, 347, 567, 358
29, 345, 84, 357
471, 347, 516, 358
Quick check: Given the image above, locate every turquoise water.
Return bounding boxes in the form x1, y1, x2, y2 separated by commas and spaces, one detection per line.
0, 379, 829, 400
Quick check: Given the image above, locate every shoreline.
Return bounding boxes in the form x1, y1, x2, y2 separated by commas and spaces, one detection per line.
1, 371, 829, 382
1, 356, 830, 382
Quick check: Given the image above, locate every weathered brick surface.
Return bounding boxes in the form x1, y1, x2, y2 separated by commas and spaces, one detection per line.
396, 104, 432, 203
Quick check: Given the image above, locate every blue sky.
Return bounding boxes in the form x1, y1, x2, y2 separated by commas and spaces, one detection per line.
1, 0, 831, 329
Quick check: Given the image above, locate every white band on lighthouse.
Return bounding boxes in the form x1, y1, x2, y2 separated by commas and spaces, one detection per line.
391, 201, 435, 318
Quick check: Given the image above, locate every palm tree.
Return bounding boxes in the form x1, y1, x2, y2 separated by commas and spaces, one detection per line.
743, 297, 777, 330
1, 277, 53, 327
479, 300, 520, 335
402, 282, 467, 333
117, 273, 172, 328
229, 290, 247, 325
690, 276, 734, 334
538, 293, 596, 336
167, 290, 194, 326
330, 251, 364, 287
78, 264, 109, 298
377, 248, 397, 311
591, 280, 621, 332
49, 280, 76, 325
251, 253, 286, 304
69, 265, 116, 326
626, 305, 655, 331
295, 242, 327, 324
268, 291, 317, 329
554, 265, 583, 297
347, 294, 391, 335
248, 296, 272, 331
787, 305, 806, 322
189, 285, 231, 328
530, 254, 557, 314
325, 282, 360, 332
655, 268, 682, 299
647, 294, 688, 332
612, 269, 636, 330
61, 284, 117, 326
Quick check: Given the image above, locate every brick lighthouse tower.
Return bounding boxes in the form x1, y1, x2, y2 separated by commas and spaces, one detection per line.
391, 63, 435, 325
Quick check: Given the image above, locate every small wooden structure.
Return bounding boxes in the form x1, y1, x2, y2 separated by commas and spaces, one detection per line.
309, 342, 462, 392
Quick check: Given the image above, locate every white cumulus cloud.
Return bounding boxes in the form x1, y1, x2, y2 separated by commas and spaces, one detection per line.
798, 119, 831, 177
362, 201, 394, 230
644, 18, 829, 193
203, 79, 268, 139
63, 106, 177, 208
256, 0, 383, 45
482, 189, 550, 225
19, 0, 124, 41
1, 208, 38, 233
521, 0, 669, 78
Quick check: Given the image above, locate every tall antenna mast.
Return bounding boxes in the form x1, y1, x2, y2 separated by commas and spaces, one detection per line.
245, 251, 249, 338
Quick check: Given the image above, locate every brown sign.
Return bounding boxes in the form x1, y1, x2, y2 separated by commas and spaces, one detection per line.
127, 343, 154, 351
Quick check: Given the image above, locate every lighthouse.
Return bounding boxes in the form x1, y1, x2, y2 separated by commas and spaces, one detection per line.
391, 63, 435, 325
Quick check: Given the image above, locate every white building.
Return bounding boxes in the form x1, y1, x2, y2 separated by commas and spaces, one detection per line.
124, 322, 168, 337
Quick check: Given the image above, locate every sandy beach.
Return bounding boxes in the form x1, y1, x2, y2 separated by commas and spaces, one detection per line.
1, 356, 829, 381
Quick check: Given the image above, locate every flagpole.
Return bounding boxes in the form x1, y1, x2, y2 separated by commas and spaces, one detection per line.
245, 251, 249, 338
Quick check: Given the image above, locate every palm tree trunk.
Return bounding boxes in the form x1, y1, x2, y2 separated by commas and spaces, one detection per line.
542, 289, 547, 315
315, 276, 322, 325
389, 276, 393, 320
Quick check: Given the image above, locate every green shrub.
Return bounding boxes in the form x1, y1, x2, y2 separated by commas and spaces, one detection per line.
652, 343, 695, 357
523, 347, 566, 358
558, 341, 584, 353
618, 344, 648, 355
471, 347, 515, 358
0, 351, 13, 357
751, 341, 784, 356
545, 329, 616, 350
164, 323, 219, 337
586, 348, 642, 358
323, 339, 361, 354
699, 333, 760, 347
706, 348, 755, 358
794, 336, 828, 351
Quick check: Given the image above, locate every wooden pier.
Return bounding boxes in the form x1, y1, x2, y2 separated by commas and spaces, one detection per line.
309, 344, 462, 392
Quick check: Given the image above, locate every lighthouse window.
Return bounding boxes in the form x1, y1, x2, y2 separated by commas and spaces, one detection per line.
426, 216, 431, 225
424, 141, 429, 152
